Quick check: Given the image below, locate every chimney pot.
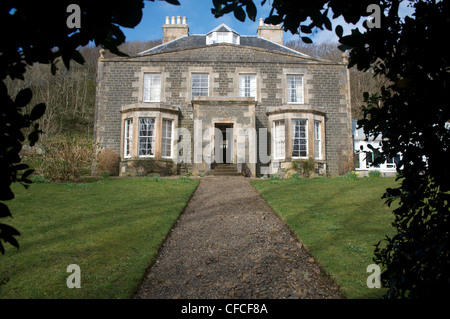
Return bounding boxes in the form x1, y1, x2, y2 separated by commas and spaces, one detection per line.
257, 23, 283, 45
163, 16, 189, 43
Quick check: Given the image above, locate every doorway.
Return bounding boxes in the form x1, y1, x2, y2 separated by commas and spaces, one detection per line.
214, 123, 233, 164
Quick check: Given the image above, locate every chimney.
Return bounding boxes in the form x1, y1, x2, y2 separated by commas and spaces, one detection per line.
163, 16, 189, 44
257, 18, 283, 45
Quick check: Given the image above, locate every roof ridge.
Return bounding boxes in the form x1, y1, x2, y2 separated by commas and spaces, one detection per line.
254, 36, 311, 58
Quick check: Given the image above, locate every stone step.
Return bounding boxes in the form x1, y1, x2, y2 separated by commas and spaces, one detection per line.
212, 171, 242, 176
213, 168, 238, 172
214, 167, 239, 172
213, 164, 237, 168
211, 164, 241, 176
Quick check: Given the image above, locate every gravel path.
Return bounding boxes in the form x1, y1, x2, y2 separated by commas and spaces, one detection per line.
134, 176, 343, 299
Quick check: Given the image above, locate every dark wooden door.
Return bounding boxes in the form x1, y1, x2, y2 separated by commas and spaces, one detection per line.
215, 124, 233, 164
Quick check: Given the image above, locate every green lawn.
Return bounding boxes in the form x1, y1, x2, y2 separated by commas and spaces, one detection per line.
251, 176, 399, 299
0, 177, 198, 298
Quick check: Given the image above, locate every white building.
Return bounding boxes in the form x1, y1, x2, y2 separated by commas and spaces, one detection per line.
352, 120, 401, 177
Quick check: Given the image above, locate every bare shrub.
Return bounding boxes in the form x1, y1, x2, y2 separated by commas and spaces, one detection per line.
32, 136, 97, 181
337, 145, 354, 176
97, 148, 120, 176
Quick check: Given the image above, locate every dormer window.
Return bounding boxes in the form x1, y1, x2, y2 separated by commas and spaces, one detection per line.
206, 23, 240, 45
217, 32, 229, 43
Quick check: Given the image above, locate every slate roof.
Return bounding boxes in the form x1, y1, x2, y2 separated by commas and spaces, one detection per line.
138, 33, 312, 58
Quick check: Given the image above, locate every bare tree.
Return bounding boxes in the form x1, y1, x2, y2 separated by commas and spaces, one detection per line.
5, 40, 162, 140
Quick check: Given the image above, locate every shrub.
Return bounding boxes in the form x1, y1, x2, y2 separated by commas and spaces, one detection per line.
292, 157, 316, 178
338, 145, 354, 176
97, 148, 120, 176
369, 170, 381, 178
32, 136, 97, 182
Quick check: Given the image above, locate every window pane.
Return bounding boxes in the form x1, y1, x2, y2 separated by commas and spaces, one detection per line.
314, 121, 321, 159
124, 119, 132, 158
217, 32, 228, 43
292, 119, 307, 157
138, 118, 155, 156
143, 74, 161, 102
314, 141, 320, 159
162, 119, 173, 158
192, 74, 209, 97
274, 120, 285, 159
239, 74, 256, 98
287, 75, 303, 103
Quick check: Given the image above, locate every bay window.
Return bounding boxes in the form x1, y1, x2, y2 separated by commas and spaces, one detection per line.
161, 119, 173, 158
138, 117, 156, 157
292, 119, 308, 158
124, 118, 133, 158
314, 121, 321, 159
273, 120, 285, 160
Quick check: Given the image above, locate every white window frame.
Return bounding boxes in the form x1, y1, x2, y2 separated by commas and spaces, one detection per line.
161, 119, 173, 159
273, 120, 285, 160
216, 32, 229, 43
286, 74, 304, 104
292, 119, 308, 159
138, 117, 156, 157
239, 74, 256, 100
191, 73, 209, 98
143, 73, 161, 102
124, 118, 133, 158
314, 121, 321, 160
385, 154, 400, 169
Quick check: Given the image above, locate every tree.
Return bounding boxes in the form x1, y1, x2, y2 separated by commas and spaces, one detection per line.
4, 40, 162, 140
213, 0, 450, 298
0, 0, 179, 254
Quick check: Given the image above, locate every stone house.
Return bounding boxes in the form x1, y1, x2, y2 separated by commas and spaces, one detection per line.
94, 17, 353, 177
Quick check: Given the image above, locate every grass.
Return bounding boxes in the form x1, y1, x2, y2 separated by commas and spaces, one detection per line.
251, 176, 399, 299
0, 177, 199, 298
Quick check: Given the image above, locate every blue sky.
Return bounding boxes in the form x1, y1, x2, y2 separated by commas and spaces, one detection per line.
121, 0, 415, 44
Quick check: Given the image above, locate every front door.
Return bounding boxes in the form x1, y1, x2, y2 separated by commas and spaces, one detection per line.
214, 123, 233, 164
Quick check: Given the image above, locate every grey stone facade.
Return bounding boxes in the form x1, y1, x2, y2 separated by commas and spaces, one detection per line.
94, 18, 352, 177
